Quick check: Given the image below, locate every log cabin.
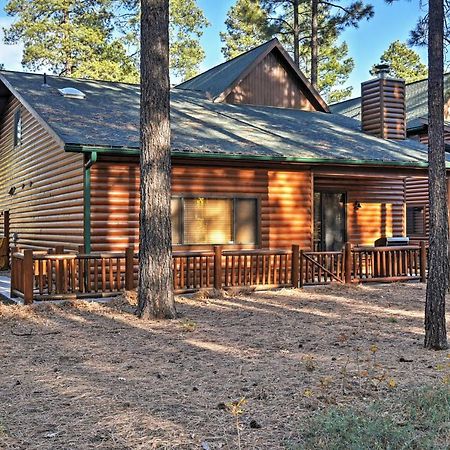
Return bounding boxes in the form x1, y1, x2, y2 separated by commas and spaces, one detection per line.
0, 39, 442, 257
332, 70, 450, 241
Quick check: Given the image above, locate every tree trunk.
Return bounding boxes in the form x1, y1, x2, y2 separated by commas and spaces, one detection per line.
310, 0, 318, 88
425, 0, 448, 349
138, 0, 176, 320
293, 0, 300, 67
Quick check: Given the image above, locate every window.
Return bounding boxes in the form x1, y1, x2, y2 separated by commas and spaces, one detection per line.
171, 197, 258, 245
406, 205, 425, 236
14, 109, 22, 147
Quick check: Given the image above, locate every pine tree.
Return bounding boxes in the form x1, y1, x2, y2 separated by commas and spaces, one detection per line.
170, 0, 210, 80
425, 0, 448, 350
3, 0, 138, 82
260, 0, 373, 87
372, 40, 428, 83
121, 0, 209, 81
221, 0, 358, 102
139, 0, 176, 319
220, 0, 275, 59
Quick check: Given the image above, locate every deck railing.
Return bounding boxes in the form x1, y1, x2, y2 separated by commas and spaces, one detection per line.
10, 242, 427, 303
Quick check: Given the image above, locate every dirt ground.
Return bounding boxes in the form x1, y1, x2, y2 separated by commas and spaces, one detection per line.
0, 283, 449, 449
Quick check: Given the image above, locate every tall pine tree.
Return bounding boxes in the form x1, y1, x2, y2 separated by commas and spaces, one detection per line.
220, 0, 274, 59
139, 0, 176, 319
260, 0, 373, 87
220, 0, 361, 102
372, 41, 427, 83
3, 0, 138, 81
121, 0, 209, 81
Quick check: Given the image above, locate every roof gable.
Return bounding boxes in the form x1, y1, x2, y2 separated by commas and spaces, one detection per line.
176, 39, 329, 112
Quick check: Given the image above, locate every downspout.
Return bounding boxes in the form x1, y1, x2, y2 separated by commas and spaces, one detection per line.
83, 151, 97, 253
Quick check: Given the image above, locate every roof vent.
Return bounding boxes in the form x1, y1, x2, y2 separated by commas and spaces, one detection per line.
58, 87, 86, 99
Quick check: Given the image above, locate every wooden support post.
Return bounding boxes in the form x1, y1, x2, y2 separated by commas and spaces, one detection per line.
55, 245, 64, 293
23, 249, 34, 305
344, 242, 352, 284
420, 240, 427, 283
4, 210, 9, 268
77, 245, 86, 292
10, 246, 18, 298
214, 246, 223, 290
291, 245, 300, 288
125, 247, 135, 291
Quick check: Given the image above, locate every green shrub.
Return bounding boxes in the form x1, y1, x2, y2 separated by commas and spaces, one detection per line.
293, 386, 450, 450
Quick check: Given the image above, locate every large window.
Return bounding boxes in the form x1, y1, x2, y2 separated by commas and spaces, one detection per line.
406, 205, 425, 236
14, 109, 22, 147
171, 197, 258, 245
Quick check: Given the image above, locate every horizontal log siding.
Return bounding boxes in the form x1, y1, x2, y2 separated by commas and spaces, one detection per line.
0, 96, 84, 251
361, 78, 406, 140
267, 170, 312, 248
314, 176, 406, 246
226, 51, 316, 110
90, 157, 314, 252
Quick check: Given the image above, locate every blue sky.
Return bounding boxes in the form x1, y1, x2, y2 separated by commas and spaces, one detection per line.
0, 0, 427, 98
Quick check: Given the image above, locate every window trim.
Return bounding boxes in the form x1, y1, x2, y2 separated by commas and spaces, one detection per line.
406, 204, 427, 237
13, 108, 22, 147
172, 194, 260, 246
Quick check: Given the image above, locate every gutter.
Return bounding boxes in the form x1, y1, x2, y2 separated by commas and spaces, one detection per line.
83, 151, 97, 253
65, 143, 435, 169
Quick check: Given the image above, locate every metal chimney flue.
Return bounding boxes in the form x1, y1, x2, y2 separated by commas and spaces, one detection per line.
373, 63, 391, 79
42, 73, 50, 88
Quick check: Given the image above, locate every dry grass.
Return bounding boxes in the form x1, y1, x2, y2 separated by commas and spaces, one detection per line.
0, 283, 449, 449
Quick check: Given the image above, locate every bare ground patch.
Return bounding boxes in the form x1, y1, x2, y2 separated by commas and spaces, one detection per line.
0, 283, 449, 449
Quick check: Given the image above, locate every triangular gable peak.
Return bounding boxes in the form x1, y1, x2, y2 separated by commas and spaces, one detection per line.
176, 39, 329, 113
222, 44, 328, 112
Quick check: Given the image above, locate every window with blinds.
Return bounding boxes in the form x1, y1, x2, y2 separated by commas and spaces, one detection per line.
171, 197, 258, 245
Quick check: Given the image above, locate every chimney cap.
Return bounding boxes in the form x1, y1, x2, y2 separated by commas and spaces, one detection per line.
373, 63, 391, 79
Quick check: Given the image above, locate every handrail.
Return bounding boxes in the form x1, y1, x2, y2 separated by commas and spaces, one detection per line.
9, 241, 427, 303
353, 245, 420, 252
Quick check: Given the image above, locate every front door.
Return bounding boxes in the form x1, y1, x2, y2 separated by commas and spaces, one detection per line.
314, 192, 346, 251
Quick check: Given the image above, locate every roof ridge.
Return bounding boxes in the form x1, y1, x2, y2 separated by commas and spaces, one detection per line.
175, 38, 279, 90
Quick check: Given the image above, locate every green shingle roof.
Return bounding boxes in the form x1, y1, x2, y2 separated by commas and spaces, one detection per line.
0, 69, 435, 167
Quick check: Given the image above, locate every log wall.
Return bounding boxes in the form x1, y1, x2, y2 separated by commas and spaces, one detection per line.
90, 157, 409, 252
0, 96, 84, 251
90, 157, 314, 252
361, 78, 406, 140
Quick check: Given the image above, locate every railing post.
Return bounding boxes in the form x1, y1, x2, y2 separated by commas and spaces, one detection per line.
55, 245, 64, 293
344, 242, 352, 284
23, 249, 34, 305
214, 246, 223, 290
291, 245, 300, 288
4, 210, 10, 268
420, 240, 427, 283
78, 245, 86, 293
10, 246, 18, 298
125, 247, 135, 291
